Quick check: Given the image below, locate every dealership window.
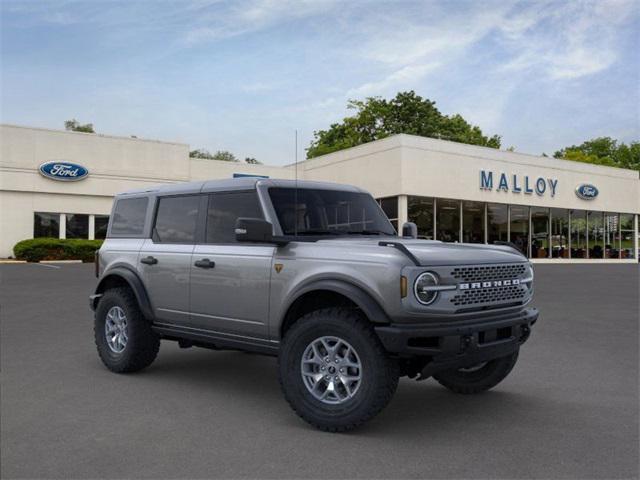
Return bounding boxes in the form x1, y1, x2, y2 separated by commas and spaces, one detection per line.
531, 207, 550, 259
66, 214, 89, 239
153, 195, 200, 244
407, 196, 434, 239
509, 205, 530, 256
34, 212, 60, 238
94, 215, 109, 240
436, 198, 460, 242
603, 213, 619, 259
571, 210, 587, 258
620, 214, 636, 259
462, 201, 484, 243
588, 211, 604, 258
550, 209, 569, 258
377, 197, 398, 231
487, 203, 508, 245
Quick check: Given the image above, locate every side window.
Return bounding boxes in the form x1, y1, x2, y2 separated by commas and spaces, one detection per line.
206, 191, 263, 243
153, 195, 200, 243
110, 197, 148, 236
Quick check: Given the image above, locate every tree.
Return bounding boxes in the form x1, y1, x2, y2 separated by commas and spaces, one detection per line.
554, 137, 640, 172
189, 149, 239, 162
307, 91, 501, 158
244, 157, 262, 164
64, 119, 94, 133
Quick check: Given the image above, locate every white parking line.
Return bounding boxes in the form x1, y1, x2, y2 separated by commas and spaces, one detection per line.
33, 263, 61, 269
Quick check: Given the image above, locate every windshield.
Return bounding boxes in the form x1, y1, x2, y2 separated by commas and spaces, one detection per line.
268, 187, 396, 237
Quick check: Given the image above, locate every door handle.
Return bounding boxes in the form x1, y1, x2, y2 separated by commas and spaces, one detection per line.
140, 256, 158, 265
194, 258, 215, 269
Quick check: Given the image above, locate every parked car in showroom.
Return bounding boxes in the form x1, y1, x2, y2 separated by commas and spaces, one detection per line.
91, 178, 538, 431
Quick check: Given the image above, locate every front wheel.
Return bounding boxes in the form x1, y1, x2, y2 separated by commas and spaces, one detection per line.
278, 308, 399, 432
433, 350, 519, 394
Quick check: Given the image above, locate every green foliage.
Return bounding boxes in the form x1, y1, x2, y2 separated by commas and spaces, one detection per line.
189, 149, 239, 162
64, 119, 95, 133
307, 91, 501, 158
244, 157, 262, 164
190, 149, 215, 159
13, 238, 103, 262
554, 137, 640, 171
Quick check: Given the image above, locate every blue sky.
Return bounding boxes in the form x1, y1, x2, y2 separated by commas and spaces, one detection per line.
2, 0, 639, 165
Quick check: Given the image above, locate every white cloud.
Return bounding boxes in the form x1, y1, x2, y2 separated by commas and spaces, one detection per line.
347, 63, 440, 97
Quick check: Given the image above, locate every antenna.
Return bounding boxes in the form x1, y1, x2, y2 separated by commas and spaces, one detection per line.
294, 129, 298, 239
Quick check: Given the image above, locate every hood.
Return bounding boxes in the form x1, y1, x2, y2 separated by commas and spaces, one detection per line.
315, 237, 527, 266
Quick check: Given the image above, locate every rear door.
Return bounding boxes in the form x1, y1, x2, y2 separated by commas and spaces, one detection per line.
139, 194, 201, 325
189, 190, 274, 339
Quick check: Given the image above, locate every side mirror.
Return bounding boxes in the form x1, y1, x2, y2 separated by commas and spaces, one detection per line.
235, 218, 288, 245
401, 222, 418, 239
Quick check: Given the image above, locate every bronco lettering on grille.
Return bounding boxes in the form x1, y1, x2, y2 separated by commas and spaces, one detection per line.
459, 278, 521, 290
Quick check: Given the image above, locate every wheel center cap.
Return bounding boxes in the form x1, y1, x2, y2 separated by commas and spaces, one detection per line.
328, 366, 336, 374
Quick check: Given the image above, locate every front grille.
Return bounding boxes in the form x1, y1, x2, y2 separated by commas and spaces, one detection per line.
451, 285, 527, 307
451, 264, 526, 283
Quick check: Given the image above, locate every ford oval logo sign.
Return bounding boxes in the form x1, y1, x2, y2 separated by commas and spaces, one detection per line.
575, 183, 598, 200
39, 161, 89, 182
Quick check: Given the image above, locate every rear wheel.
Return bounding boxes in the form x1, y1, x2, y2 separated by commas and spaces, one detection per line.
433, 350, 519, 394
278, 308, 399, 432
94, 287, 160, 373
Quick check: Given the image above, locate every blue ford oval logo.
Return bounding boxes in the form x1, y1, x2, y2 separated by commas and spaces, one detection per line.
575, 183, 598, 200
39, 161, 89, 182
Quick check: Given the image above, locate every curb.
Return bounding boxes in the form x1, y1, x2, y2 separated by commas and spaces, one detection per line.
0, 260, 27, 264
39, 260, 84, 264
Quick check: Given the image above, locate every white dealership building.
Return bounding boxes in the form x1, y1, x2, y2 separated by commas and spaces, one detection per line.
1, 123, 638, 261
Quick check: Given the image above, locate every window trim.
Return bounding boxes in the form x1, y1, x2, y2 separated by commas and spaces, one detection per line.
150, 193, 203, 245
203, 190, 266, 246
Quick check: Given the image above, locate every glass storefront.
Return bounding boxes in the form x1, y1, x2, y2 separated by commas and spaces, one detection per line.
550, 209, 569, 259
397, 195, 637, 261
571, 210, 587, 258
530, 207, 550, 259
510, 205, 529, 256
462, 201, 484, 243
95, 215, 110, 240
588, 211, 604, 258
620, 214, 636, 259
32, 213, 110, 240
436, 198, 460, 242
34, 212, 60, 238
407, 196, 434, 239
604, 213, 619, 259
378, 197, 398, 231
66, 214, 89, 239
487, 203, 508, 244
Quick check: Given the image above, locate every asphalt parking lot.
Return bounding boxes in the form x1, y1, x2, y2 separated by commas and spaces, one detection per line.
1, 263, 638, 479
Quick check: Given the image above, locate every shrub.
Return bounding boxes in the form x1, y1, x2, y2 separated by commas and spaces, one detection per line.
13, 238, 104, 262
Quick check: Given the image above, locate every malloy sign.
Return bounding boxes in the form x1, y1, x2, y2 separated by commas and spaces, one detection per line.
480, 170, 558, 197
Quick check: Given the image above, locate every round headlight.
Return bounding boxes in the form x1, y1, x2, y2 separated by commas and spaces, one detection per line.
414, 272, 439, 305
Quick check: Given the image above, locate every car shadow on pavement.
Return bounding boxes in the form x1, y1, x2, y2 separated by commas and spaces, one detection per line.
131, 346, 591, 439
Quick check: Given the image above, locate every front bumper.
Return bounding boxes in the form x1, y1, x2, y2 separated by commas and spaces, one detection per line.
375, 307, 538, 376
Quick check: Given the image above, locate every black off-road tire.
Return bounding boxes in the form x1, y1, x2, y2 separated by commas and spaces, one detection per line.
433, 350, 519, 394
278, 307, 399, 432
94, 287, 160, 373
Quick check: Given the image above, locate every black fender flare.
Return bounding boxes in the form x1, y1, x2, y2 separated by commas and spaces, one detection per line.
93, 266, 155, 321
282, 278, 391, 327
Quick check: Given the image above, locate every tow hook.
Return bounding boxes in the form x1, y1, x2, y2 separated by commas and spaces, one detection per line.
461, 335, 473, 353
520, 326, 531, 342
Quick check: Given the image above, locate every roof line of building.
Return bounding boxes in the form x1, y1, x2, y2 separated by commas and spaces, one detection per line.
0, 123, 190, 147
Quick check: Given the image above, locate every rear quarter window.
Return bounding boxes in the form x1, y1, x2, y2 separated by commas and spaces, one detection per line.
110, 197, 148, 236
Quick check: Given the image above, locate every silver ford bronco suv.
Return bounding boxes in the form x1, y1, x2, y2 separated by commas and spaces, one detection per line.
91, 178, 538, 431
